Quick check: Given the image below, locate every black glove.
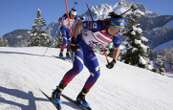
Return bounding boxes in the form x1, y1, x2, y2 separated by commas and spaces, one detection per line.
70, 37, 79, 52
106, 59, 116, 69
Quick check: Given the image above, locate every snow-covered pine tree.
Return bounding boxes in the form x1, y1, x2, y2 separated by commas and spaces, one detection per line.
122, 5, 153, 70
28, 8, 51, 47
153, 54, 166, 75
52, 32, 62, 48
151, 49, 173, 74
51, 17, 63, 48
0, 37, 8, 46
161, 49, 173, 73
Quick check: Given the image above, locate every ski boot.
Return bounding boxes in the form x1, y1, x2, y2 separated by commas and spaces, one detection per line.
59, 52, 63, 58
66, 52, 71, 59
76, 93, 91, 110
51, 88, 62, 110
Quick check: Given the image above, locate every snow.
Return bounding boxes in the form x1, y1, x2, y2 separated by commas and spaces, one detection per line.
27, 31, 31, 34
164, 20, 173, 29
41, 33, 48, 36
91, 4, 113, 20
136, 27, 143, 34
139, 56, 147, 65
135, 39, 142, 44
145, 10, 153, 14
154, 40, 173, 51
131, 31, 136, 35
113, 6, 129, 15
132, 48, 138, 52
0, 47, 173, 110
134, 9, 145, 16
141, 36, 149, 42
140, 43, 149, 53
113, 0, 130, 15
16, 35, 23, 39
83, 0, 142, 20
134, 39, 149, 53
132, 26, 143, 34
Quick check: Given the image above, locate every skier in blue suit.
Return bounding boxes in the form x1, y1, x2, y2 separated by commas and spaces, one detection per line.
52, 12, 125, 109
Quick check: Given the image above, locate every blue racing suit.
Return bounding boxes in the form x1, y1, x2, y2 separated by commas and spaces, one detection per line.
60, 20, 122, 92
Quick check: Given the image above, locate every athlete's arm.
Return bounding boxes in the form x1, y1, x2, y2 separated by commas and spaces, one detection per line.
112, 35, 122, 62
106, 35, 122, 69
112, 47, 120, 62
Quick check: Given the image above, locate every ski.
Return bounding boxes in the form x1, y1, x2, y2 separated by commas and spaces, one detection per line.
54, 56, 66, 60
40, 90, 61, 110
40, 89, 91, 110
54, 55, 73, 63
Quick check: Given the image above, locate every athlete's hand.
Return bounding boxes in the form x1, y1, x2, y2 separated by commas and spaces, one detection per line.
106, 59, 116, 69
70, 38, 79, 51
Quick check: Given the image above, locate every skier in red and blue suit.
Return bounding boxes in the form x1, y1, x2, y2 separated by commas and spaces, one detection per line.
59, 8, 77, 58
52, 12, 125, 109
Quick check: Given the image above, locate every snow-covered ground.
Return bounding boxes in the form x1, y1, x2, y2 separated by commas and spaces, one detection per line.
164, 20, 173, 29
154, 40, 173, 52
0, 47, 173, 110
166, 73, 173, 78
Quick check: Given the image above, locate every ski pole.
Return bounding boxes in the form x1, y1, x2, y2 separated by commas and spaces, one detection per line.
120, 4, 138, 16
86, 3, 94, 21
105, 53, 110, 64
64, 0, 73, 35
64, 0, 74, 61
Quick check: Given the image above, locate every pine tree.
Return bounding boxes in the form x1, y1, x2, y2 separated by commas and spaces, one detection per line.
122, 5, 153, 70
52, 32, 63, 48
151, 49, 173, 74
153, 54, 166, 75
0, 37, 8, 46
28, 8, 51, 47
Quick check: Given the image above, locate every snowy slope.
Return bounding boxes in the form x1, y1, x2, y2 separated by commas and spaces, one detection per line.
0, 47, 173, 110
154, 40, 173, 51
164, 20, 173, 29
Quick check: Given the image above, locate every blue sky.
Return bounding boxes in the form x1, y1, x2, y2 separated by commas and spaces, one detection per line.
0, 0, 173, 36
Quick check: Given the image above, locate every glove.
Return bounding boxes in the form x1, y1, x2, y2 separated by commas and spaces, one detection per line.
70, 37, 79, 52
106, 59, 116, 69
